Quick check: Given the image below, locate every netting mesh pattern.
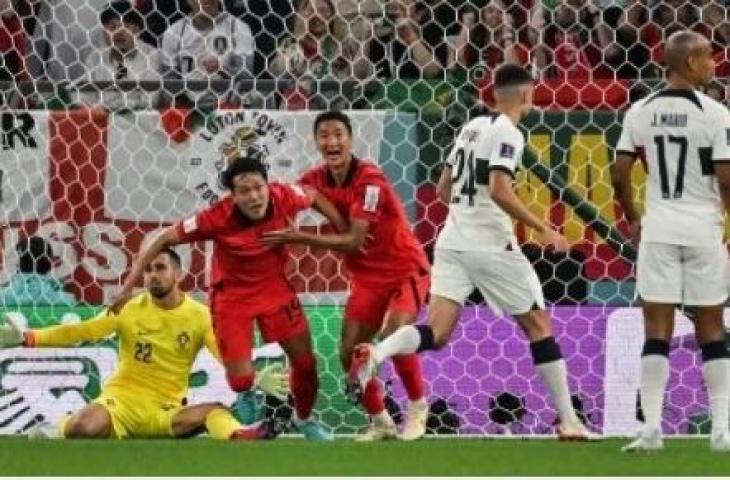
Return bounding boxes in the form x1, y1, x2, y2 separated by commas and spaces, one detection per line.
0, 0, 729, 436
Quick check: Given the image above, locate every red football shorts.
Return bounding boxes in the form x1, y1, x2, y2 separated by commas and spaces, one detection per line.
210, 291, 309, 363
344, 268, 430, 328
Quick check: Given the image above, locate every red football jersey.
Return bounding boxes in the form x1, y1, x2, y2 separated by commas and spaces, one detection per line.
299, 158, 429, 283
175, 183, 313, 313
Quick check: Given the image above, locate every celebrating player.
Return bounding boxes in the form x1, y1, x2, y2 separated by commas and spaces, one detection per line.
262, 111, 431, 441
114, 156, 345, 440
345, 65, 592, 440
612, 31, 730, 452
0, 248, 286, 440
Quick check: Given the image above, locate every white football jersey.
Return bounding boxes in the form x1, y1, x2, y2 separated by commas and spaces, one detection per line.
160, 12, 254, 81
616, 89, 730, 246
436, 113, 525, 251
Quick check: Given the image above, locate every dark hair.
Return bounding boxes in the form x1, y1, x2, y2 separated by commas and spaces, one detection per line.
160, 247, 181, 268
313, 110, 353, 136
16, 236, 53, 275
494, 64, 533, 89
100, 1, 144, 30
221, 156, 268, 190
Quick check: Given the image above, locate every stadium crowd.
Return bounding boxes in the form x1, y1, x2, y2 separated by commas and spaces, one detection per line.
0, 0, 726, 109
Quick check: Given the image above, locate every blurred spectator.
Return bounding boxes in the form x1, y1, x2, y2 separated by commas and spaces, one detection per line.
703, 0, 729, 78
79, 1, 160, 110
416, 0, 459, 71
368, 0, 441, 78
136, 0, 187, 47
704, 80, 727, 104
604, 0, 661, 78
225, 0, 295, 79
26, 0, 108, 83
653, 0, 705, 32
269, 0, 372, 109
531, 0, 611, 79
450, 2, 530, 77
160, 0, 255, 107
0, 0, 29, 91
0, 236, 76, 306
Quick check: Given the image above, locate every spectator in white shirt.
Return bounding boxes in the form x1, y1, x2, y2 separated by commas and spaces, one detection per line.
160, 0, 255, 107
79, 1, 160, 110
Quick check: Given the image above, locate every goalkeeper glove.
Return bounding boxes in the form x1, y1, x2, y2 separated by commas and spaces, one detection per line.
0, 315, 24, 348
254, 364, 290, 400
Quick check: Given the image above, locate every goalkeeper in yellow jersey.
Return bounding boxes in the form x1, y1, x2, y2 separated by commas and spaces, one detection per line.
0, 248, 287, 440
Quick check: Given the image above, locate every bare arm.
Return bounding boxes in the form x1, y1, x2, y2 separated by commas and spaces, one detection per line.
715, 163, 730, 214
490, 170, 568, 251
611, 152, 640, 224
436, 165, 453, 204
262, 218, 370, 253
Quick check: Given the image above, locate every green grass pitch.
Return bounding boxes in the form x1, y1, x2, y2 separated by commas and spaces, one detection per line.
3, 437, 730, 476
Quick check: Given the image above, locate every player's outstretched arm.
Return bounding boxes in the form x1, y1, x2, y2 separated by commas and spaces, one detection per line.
0, 312, 118, 348
309, 189, 348, 233
611, 152, 640, 244
112, 227, 183, 313
436, 165, 453, 204
715, 163, 730, 214
262, 218, 370, 253
489, 169, 568, 252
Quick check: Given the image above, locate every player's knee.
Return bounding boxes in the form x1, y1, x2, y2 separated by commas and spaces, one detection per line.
65, 415, 109, 439
227, 373, 255, 392
517, 309, 551, 340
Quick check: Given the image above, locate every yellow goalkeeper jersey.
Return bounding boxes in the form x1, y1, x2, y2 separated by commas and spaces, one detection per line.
28, 292, 218, 404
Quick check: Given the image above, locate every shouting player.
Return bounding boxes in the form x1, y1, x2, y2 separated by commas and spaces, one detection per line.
0, 248, 286, 440
613, 31, 730, 452
347, 65, 592, 440
263, 111, 431, 441
114, 156, 345, 440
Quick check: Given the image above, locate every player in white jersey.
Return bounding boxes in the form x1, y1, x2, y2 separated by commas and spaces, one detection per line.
612, 31, 730, 453
349, 64, 592, 441
160, 0, 254, 105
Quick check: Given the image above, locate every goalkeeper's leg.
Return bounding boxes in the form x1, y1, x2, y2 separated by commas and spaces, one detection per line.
60, 404, 114, 439
171, 403, 276, 441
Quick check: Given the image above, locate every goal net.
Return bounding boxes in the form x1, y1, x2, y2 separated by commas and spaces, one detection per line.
0, 0, 728, 437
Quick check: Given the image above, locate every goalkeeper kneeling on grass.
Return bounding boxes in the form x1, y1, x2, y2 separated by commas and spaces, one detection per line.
0, 248, 288, 441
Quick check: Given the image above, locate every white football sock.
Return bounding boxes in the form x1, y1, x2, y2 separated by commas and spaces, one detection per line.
702, 358, 730, 436
640, 355, 670, 436
374, 325, 421, 363
535, 359, 581, 426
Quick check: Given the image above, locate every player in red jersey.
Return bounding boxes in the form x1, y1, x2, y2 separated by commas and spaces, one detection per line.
114, 156, 344, 440
263, 111, 430, 441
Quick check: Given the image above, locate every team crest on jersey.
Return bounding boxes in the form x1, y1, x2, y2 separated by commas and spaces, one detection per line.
188, 111, 292, 206
499, 143, 515, 159
176, 332, 191, 350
